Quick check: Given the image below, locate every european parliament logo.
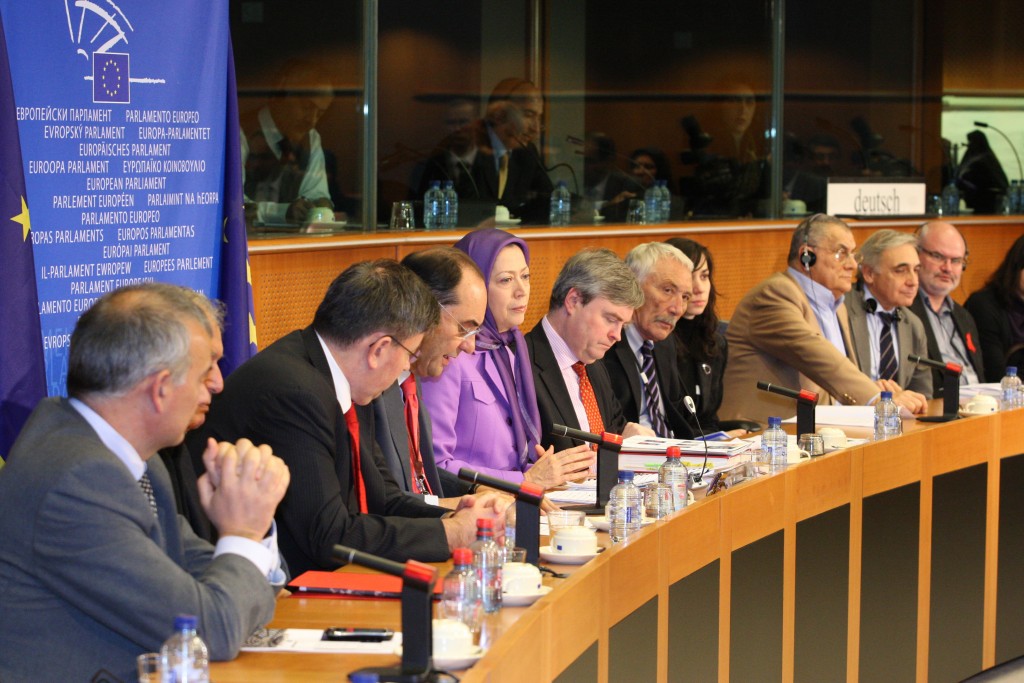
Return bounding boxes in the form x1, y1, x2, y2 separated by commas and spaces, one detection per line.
92, 52, 129, 104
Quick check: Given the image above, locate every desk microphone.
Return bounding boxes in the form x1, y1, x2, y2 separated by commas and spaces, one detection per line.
516, 135, 580, 196
756, 381, 819, 404
907, 354, 962, 374
551, 424, 602, 445
974, 121, 1024, 181
684, 395, 710, 483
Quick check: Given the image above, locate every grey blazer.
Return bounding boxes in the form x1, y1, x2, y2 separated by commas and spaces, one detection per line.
845, 288, 933, 397
0, 398, 275, 683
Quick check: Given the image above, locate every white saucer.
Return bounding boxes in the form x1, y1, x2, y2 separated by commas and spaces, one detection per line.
495, 218, 521, 226
395, 645, 484, 671
959, 408, 998, 418
586, 515, 655, 532
502, 585, 552, 606
539, 545, 601, 565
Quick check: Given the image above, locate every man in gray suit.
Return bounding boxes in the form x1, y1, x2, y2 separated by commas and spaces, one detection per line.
372, 247, 487, 504
846, 229, 933, 397
0, 284, 289, 683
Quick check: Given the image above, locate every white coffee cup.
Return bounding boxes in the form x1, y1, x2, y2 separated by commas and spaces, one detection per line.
965, 394, 999, 415
818, 427, 847, 450
432, 618, 475, 656
552, 526, 598, 555
306, 206, 334, 223
502, 562, 542, 595
495, 205, 511, 222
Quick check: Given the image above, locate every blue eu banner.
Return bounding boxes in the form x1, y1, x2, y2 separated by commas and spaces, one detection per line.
0, 11, 46, 459
1, 0, 251, 394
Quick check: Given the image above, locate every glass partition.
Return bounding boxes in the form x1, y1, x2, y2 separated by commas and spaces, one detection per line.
230, 0, 1024, 234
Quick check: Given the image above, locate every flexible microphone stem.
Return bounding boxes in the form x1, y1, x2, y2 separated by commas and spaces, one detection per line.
683, 396, 710, 483
907, 354, 962, 374
975, 121, 1024, 181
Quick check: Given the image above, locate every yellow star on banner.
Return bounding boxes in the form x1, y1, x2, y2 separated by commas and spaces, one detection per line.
12, 195, 30, 242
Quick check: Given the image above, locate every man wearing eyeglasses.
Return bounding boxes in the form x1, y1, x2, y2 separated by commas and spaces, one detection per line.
195, 260, 506, 572
722, 214, 929, 422
908, 221, 984, 393
372, 248, 488, 503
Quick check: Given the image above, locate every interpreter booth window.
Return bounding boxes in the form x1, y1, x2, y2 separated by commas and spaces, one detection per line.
376, 0, 774, 227
230, 0, 365, 234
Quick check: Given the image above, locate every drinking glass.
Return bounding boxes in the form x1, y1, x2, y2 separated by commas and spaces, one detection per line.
798, 433, 825, 458
389, 201, 415, 229
626, 198, 646, 224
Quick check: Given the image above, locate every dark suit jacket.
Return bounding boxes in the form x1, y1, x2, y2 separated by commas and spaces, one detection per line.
468, 123, 553, 223
908, 294, 986, 395
599, 336, 694, 439
195, 327, 449, 574
372, 379, 471, 499
158, 441, 214, 542
0, 399, 274, 683
675, 329, 728, 433
964, 287, 1014, 382
524, 321, 627, 452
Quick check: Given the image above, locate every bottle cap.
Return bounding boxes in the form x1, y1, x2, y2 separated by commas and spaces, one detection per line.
768, 416, 782, 427
476, 518, 494, 530
666, 446, 681, 458
617, 470, 635, 482
452, 547, 472, 565
880, 390, 892, 399
173, 614, 198, 630
1008, 366, 1018, 376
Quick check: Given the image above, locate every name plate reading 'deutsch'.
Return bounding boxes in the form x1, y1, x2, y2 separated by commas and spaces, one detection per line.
827, 181, 926, 216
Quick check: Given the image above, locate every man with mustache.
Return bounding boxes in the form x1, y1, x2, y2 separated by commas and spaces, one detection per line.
600, 242, 696, 439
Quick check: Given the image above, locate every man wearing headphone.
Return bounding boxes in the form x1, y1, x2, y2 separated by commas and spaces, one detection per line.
722, 214, 929, 422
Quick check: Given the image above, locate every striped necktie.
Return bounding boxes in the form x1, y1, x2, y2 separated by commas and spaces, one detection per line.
640, 341, 669, 437
877, 311, 898, 381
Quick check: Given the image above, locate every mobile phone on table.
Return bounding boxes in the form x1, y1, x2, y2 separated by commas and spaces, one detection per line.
321, 627, 395, 642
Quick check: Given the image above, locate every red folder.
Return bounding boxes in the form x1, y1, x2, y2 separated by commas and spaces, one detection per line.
289, 571, 443, 600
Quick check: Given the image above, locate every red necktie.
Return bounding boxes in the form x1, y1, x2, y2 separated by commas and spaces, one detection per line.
572, 361, 605, 436
400, 373, 432, 495
344, 406, 368, 513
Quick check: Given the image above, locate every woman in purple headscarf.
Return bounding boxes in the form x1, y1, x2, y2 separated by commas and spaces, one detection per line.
420, 228, 593, 486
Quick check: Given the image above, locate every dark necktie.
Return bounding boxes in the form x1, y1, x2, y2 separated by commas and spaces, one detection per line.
399, 373, 432, 495
498, 152, 509, 198
138, 471, 159, 519
572, 361, 605, 436
344, 406, 369, 513
640, 341, 669, 437
877, 311, 898, 381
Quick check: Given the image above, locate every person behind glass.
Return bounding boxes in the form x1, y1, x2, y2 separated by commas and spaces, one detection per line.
664, 237, 745, 436
965, 233, 1024, 381
372, 247, 487, 503
908, 221, 985, 393
0, 284, 289, 682
241, 58, 335, 226
524, 248, 654, 454
721, 214, 929, 422
421, 229, 594, 488
473, 78, 554, 222
599, 242, 696, 440
685, 80, 768, 217
411, 97, 482, 201
194, 261, 508, 573
784, 133, 841, 214
582, 132, 642, 222
844, 230, 933, 397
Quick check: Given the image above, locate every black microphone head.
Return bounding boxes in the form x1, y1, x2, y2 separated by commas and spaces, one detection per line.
974, 121, 989, 128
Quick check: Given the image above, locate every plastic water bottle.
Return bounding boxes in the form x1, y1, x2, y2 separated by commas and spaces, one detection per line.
442, 547, 483, 634
549, 180, 571, 226
442, 180, 458, 228
761, 416, 788, 472
1010, 180, 1021, 214
658, 446, 689, 511
424, 180, 443, 229
606, 470, 643, 544
873, 390, 902, 440
658, 180, 672, 222
941, 181, 960, 216
470, 518, 502, 612
644, 182, 660, 224
1001, 366, 1022, 409
160, 615, 209, 683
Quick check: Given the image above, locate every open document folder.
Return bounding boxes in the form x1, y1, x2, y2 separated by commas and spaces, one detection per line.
783, 404, 913, 428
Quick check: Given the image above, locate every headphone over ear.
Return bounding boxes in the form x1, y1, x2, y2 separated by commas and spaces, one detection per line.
799, 220, 817, 270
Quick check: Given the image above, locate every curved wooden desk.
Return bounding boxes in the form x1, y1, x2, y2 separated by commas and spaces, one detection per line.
211, 406, 1024, 682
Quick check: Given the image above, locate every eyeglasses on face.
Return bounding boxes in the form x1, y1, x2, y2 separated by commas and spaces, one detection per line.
439, 302, 480, 341
918, 247, 968, 268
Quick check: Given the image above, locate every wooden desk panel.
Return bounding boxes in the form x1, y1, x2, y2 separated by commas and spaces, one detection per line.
209, 406, 1024, 682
